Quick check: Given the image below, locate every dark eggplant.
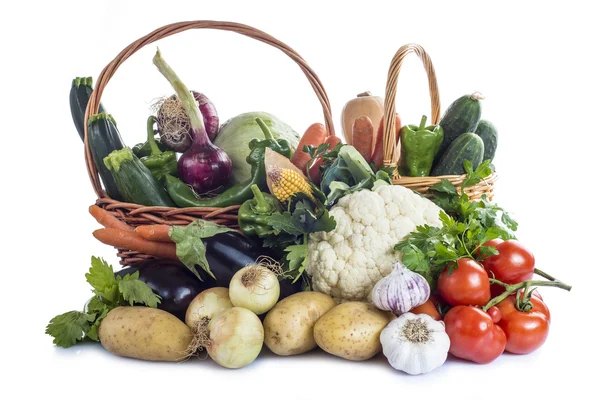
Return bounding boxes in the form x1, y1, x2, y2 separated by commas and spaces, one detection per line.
116, 232, 304, 320
116, 259, 207, 321
204, 232, 304, 300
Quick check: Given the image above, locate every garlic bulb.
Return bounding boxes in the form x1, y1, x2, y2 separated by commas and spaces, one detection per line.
380, 313, 450, 375
371, 261, 430, 316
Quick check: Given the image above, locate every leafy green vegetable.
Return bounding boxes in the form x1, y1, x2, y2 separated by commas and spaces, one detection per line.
46, 257, 160, 348
169, 220, 235, 280
45, 311, 95, 348
284, 241, 309, 283
395, 161, 517, 288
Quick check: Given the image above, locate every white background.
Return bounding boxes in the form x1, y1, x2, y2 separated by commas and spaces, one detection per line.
1, 0, 598, 399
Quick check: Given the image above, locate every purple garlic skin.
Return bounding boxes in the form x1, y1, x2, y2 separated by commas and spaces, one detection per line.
371, 261, 431, 316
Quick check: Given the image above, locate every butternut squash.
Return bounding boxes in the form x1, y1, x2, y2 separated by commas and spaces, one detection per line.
341, 92, 384, 146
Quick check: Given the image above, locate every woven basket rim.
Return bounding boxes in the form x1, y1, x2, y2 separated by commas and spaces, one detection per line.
83, 20, 335, 202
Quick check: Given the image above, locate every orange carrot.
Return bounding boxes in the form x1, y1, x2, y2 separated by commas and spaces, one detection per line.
351, 116, 374, 162
309, 135, 342, 184
135, 225, 173, 242
89, 205, 135, 232
291, 123, 328, 173
93, 228, 178, 260
371, 113, 402, 169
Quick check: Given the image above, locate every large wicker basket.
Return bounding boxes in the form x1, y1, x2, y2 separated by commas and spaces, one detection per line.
381, 44, 498, 200
83, 21, 335, 265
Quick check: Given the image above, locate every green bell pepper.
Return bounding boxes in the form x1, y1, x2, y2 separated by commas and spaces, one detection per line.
238, 184, 282, 237
140, 116, 178, 181
399, 115, 444, 177
164, 117, 292, 208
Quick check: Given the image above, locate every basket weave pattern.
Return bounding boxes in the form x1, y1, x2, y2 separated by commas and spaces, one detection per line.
83, 21, 334, 265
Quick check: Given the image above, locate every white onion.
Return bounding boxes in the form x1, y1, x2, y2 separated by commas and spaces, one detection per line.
207, 307, 264, 369
185, 287, 233, 330
229, 264, 280, 315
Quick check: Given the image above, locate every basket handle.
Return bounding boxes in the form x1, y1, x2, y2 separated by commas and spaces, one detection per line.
84, 20, 335, 199
382, 43, 441, 167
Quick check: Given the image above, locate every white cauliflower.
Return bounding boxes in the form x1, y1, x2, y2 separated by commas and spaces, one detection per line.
306, 184, 443, 303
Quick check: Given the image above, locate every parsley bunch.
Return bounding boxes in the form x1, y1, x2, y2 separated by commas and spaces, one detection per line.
395, 160, 518, 287
45, 257, 160, 348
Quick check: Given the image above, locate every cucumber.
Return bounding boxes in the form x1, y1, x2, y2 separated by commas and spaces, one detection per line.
435, 93, 484, 164
475, 120, 498, 162
104, 147, 175, 207
70, 77, 106, 141
431, 132, 484, 176
88, 113, 125, 200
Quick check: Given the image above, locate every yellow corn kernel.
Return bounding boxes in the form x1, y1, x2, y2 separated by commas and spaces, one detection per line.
267, 166, 315, 203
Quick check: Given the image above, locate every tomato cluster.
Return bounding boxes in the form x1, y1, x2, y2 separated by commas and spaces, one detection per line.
426, 239, 552, 364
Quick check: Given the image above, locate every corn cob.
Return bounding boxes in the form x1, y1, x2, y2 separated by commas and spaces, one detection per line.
267, 166, 315, 203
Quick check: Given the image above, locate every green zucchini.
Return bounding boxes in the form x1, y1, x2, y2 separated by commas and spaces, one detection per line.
88, 113, 125, 200
103, 147, 175, 207
475, 120, 498, 162
435, 93, 484, 165
431, 132, 484, 176
70, 77, 106, 141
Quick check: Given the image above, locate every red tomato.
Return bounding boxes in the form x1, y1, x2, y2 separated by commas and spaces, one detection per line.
409, 299, 442, 321
444, 305, 507, 364
438, 258, 491, 306
497, 294, 551, 354
487, 306, 502, 323
475, 238, 504, 258
482, 240, 535, 284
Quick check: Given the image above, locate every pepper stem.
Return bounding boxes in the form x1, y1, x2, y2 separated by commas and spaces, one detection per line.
250, 184, 271, 213
153, 48, 208, 145
255, 118, 276, 141
146, 116, 161, 155
483, 279, 572, 311
418, 115, 428, 131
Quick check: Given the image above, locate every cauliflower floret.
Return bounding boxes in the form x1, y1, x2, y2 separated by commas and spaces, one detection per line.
306, 184, 443, 302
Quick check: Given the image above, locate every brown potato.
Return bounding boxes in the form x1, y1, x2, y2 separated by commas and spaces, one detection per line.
313, 302, 393, 361
263, 291, 336, 356
99, 306, 192, 361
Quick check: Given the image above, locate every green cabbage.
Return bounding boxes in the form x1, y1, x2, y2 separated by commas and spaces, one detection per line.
214, 112, 300, 184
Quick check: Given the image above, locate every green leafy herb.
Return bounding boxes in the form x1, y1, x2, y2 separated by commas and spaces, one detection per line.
284, 241, 309, 283
45, 311, 95, 348
169, 220, 235, 280
395, 162, 517, 288
46, 257, 160, 348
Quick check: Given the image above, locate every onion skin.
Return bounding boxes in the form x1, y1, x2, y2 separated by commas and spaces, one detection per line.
193, 91, 219, 141
177, 142, 232, 193
207, 307, 264, 369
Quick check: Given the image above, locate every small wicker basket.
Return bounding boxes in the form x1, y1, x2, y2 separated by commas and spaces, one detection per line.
83, 20, 335, 265
381, 44, 497, 200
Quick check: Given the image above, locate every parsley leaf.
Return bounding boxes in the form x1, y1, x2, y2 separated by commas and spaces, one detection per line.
85, 256, 119, 304
284, 243, 309, 283
169, 220, 235, 280
118, 273, 161, 308
45, 311, 95, 348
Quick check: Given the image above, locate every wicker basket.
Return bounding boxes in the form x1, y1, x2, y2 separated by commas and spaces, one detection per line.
381, 43, 497, 200
83, 20, 335, 265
